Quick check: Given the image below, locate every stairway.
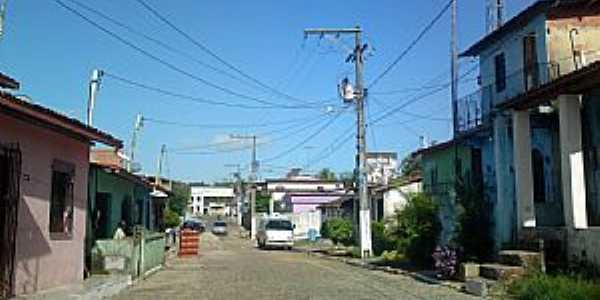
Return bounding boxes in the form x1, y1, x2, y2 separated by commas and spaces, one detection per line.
462, 250, 542, 297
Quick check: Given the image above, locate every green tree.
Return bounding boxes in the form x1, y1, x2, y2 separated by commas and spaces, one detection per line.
400, 154, 421, 178
168, 182, 190, 216
318, 168, 336, 180
321, 218, 354, 246
389, 193, 441, 267
163, 207, 181, 228
255, 194, 271, 213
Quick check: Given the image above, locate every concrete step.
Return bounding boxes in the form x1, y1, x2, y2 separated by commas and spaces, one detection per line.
480, 263, 525, 281
464, 277, 505, 297
498, 250, 542, 271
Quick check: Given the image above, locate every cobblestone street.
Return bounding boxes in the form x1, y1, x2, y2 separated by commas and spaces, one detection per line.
111, 224, 476, 300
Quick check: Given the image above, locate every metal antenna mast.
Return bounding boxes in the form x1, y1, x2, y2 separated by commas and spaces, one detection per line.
304, 26, 372, 259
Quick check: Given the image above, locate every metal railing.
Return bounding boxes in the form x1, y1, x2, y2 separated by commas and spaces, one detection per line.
456, 55, 600, 133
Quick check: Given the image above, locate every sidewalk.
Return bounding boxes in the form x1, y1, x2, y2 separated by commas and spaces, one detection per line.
15, 274, 131, 300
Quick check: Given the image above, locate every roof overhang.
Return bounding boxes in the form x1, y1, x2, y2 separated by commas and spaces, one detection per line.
0, 92, 122, 148
498, 61, 600, 111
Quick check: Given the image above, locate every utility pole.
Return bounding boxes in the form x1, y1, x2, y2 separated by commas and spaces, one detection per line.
155, 144, 167, 187
128, 113, 144, 172
225, 163, 243, 225
304, 26, 372, 258
230, 134, 259, 239
87, 69, 103, 126
0, 0, 9, 41
451, 0, 458, 135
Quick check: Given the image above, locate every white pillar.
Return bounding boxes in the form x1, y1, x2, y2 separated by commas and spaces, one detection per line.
512, 110, 536, 229
558, 94, 588, 229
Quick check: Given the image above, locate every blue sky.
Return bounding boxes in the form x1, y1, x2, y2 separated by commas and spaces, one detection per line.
0, 0, 537, 182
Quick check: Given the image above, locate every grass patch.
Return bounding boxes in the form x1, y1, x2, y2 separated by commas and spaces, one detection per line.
509, 273, 600, 300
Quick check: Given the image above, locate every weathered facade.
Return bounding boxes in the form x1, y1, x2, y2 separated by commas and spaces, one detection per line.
0, 77, 122, 297
458, 0, 600, 266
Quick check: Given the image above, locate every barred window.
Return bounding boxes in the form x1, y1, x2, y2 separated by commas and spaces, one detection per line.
49, 160, 75, 239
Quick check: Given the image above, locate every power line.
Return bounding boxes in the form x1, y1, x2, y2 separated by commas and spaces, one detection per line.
62, 0, 259, 91
53, 0, 319, 110
134, 0, 318, 106
262, 108, 346, 163
142, 113, 325, 129
368, 0, 453, 89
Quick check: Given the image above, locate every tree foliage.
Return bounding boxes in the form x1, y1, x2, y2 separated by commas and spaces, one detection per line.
389, 193, 441, 267
321, 218, 354, 246
318, 168, 336, 181
255, 194, 271, 213
455, 179, 494, 262
400, 154, 421, 178
168, 182, 190, 216
163, 207, 181, 228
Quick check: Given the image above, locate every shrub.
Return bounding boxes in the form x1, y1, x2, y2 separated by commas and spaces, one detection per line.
321, 218, 353, 246
455, 179, 494, 262
371, 221, 396, 256
509, 273, 600, 300
163, 207, 181, 228
389, 193, 441, 267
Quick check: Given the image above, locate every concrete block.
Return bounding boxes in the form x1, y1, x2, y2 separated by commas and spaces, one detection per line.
498, 250, 542, 272
103, 256, 126, 271
465, 278, 488, 297
458, 263, 480, 281
480, 264, 525, 281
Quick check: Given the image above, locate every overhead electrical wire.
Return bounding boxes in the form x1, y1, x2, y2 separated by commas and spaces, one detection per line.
53, 0, 320, 110
142, 113, 326, 129
61, 0, 259, 91
368, 0, 453, 89
134, 0, 320, 106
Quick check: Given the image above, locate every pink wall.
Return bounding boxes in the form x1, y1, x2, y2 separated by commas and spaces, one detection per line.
0, 113, 90, 295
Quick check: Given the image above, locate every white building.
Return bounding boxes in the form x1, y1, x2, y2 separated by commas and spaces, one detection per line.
366, 152, 398, 186
190, 185, 235, 216
265, 177, 345, 213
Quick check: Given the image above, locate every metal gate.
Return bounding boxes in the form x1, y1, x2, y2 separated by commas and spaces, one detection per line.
0, 143, 21, 299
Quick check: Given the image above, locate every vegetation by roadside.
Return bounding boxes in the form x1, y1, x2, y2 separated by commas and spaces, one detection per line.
508, 273, 600, 300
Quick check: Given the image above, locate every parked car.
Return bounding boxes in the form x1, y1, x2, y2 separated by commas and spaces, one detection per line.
212, 221, 228, 235
257, 217, 294, 250
181, 219, 205, 232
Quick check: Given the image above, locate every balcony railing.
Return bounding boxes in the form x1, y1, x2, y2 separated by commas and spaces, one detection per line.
456, 54, 600, 133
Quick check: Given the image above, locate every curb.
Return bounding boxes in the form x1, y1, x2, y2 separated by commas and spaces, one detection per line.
296, 248, 465, 293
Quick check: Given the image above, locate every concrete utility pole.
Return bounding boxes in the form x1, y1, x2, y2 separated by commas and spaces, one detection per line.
230, 134, 259, 239
304, 26, 372, 258
128, 113, 144, 172
225, 163, 243, 225
155, 144, 167, 187
451, 0, 459, 135
87, 69, 103, 126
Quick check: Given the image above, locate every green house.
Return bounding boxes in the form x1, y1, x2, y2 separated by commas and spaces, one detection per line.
417, 139, 477, 244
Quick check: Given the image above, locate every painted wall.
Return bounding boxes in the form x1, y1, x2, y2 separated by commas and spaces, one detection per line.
547, 15, 600, 76
382, 181, 422, 219
0, 113, 89, 295
422, 145, 472, 244
190, 186, 234, 215
479, 14, 548, 107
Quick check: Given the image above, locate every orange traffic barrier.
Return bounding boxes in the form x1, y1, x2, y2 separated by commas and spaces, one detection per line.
178, 229, 200, 257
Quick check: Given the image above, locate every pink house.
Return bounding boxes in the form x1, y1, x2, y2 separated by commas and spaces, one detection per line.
0, 73, 122, 297
282, 192, 348, 214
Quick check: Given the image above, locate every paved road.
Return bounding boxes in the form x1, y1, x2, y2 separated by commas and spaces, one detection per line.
112, 224, 476, 300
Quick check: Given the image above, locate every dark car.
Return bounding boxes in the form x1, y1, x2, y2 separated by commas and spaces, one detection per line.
181, 219, 205, 232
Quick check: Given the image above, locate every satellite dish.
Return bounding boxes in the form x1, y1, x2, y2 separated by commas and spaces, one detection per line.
338, 77, 355, 103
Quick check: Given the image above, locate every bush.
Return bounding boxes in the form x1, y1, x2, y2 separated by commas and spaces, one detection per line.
321, 218, 353, 246
455, 180, 494, 262
389, 193, 441, 267
163, 207, 181, 228
371, 221, 396, 256
509, 273, 600, 300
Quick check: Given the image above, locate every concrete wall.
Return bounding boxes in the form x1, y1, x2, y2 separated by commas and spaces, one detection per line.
0, 113, 89, 295
382, 182, 422, 219
479, 14, 548, 107
547, 14, 600, 76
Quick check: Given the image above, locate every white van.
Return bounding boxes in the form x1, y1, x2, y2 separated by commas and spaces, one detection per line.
257, 216, 294, 250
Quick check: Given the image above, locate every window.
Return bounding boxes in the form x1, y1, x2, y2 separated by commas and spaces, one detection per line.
49, 160, 75, 239
495, 53, 506, 92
